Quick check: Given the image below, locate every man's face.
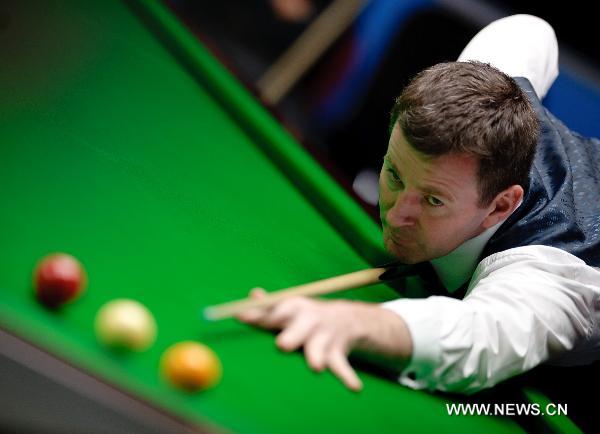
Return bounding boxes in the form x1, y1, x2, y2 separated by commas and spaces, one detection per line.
379, 123, 493, 263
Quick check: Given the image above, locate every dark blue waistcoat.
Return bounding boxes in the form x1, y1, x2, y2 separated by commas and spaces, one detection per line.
480, 77, 600, 266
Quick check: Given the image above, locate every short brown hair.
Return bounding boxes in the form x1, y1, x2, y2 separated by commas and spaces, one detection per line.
390, 61, 539, 206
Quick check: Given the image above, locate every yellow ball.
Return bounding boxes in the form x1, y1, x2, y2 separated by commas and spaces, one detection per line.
161, 341, 222, 391
95, 299, 157, 351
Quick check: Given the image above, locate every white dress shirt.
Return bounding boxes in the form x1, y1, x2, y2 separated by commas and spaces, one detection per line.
457, 14, 559, 99
381, 15, 600, 394
384, 245, 600, 394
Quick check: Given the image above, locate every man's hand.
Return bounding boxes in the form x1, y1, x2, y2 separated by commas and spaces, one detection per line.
236, 288, 413, 391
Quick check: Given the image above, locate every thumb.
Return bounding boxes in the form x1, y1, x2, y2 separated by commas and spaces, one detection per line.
250, 287, 267, 299
236, 287, 268, 323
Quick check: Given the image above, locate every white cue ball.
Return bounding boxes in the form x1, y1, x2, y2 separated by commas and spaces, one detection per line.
95, 299, 157, 351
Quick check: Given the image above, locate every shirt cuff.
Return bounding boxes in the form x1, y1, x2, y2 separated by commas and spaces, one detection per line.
381, 298, 443, 390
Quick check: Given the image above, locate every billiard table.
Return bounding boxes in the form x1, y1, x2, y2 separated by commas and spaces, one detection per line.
0, 1, 580, 433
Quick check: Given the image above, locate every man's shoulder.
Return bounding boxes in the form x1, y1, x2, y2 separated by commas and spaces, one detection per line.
465, 245, 600, 297
479, 245, 585, 268
475, 245, 592, 280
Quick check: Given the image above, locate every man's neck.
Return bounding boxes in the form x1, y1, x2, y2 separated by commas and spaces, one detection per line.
430, 201, 522, 292
429, 224, 502, 292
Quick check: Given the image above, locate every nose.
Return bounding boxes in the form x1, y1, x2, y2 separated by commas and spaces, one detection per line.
386, 190, 421, 227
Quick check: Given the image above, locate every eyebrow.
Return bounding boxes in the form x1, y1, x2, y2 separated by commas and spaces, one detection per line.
383, 155, 454, 201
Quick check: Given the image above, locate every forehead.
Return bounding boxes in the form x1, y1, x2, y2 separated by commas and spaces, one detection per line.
386, 123, 480, 202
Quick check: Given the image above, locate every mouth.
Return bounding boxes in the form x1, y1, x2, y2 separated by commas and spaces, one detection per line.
390, 236, 410, 246
381, 219, 416, 246
384, 226, 411, 242
385, 231, 414, 247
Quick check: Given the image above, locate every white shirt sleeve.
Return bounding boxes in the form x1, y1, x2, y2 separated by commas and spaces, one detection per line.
457, 14, 559, 99
382, 245, 600, 395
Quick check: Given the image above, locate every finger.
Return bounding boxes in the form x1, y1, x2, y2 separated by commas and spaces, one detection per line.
236, 288, 269, 323
276, 315, 317, 352
304, 331, 333, 372
327, 349, 363, 392
236, 307, 268, 324
250, 287, 267, 298
254, 298, 301, 329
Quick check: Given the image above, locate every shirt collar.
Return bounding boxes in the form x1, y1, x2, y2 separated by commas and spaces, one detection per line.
429, 201, 522, 293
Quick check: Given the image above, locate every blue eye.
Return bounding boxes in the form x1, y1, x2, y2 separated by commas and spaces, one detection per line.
426, 195, 443, 207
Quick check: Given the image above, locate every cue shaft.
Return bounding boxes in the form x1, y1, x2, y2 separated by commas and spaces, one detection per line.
203, 267, 386, 321
257, 0, 366, 105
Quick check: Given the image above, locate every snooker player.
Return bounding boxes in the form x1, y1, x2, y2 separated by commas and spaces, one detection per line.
238, 15, 600, 394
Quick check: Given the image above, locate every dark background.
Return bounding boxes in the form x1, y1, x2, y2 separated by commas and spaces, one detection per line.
167, 0, 600, 214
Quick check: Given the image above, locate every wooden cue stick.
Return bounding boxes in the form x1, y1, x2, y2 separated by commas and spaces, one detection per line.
257, 0, 366, 105
203, 266, 389, 321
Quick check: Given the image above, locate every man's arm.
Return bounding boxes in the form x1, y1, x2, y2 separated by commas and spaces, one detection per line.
239, 246, 599, 393
237, 288, 413, 391
383, 245, 600, 394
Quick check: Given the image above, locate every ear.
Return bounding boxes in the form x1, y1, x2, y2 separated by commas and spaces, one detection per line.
481, 185, 524, 229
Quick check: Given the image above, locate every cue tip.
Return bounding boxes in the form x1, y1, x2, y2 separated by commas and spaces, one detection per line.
200, 307, 218, 322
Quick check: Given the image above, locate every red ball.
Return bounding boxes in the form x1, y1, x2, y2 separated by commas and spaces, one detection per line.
34, 253, 87, 307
